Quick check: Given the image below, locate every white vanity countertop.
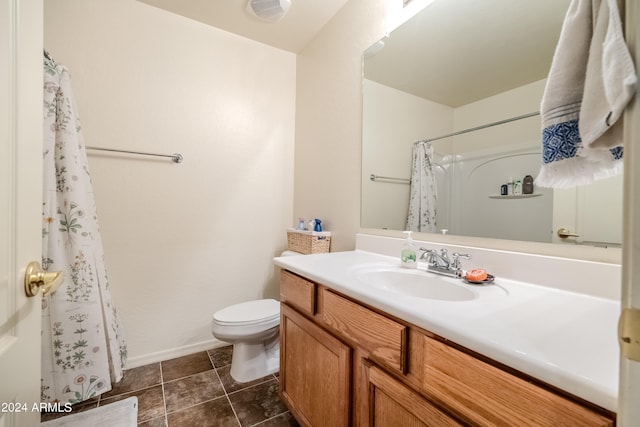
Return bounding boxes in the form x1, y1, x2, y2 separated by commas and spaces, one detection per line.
273, 250, 620, 413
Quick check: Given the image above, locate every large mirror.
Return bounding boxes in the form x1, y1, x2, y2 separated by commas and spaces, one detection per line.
361, 0, 623, 247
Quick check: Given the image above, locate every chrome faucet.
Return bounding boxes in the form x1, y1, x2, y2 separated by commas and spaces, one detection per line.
419, 248, 471, 278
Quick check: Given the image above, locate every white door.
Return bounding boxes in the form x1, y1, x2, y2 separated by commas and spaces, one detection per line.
0, 1, 44, 426
620, 2, 640, 425
552, 175, 623, 246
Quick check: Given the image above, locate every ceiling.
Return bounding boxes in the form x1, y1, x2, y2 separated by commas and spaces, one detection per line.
137, 0, 572, 108
137, 0, 350, 53
364, 0, 571, 107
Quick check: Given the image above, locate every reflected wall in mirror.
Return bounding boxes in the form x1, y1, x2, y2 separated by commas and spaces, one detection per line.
361, 0, 623, 247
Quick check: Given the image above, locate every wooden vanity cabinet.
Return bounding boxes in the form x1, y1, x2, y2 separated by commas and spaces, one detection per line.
279, 269, 615, 427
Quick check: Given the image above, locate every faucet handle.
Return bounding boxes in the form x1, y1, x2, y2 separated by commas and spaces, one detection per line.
419, 247, 436, 261
451, 253, 471, 268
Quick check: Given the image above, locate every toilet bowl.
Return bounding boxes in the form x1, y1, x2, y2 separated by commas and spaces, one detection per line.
211, 298, 280, 382
211, 250, 300, 383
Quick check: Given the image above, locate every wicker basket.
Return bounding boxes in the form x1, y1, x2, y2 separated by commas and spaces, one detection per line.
287, 229, 331, 254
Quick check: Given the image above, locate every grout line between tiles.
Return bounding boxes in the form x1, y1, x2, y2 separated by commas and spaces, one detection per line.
159, 362, 168, 427
251, 412, 289, 427
225, 376, 275, 397
163, 395, 228, 416
224, 387, 242, 426
229, 377, 287, 427
210, 354, 242, 427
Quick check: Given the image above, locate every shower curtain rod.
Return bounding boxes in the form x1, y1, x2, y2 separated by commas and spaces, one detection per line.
370, 174, 411, 184
415, 111, 540, 144
86, 146, 183, 163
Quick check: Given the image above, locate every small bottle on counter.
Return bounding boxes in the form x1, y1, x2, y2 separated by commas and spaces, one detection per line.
297, 218, 306, 230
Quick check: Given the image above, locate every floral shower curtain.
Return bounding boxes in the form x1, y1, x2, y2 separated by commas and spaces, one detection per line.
406, 141, 438, 232
41, 53, 127, 405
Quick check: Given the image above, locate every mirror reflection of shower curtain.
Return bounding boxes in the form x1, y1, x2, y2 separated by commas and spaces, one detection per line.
406, 141, 437, 232
41, 53, 127, 405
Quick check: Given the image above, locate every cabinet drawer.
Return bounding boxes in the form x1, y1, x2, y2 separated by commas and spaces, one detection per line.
320, 288, 407, 373
423, 336, 613, 426
280, 270, 315, 316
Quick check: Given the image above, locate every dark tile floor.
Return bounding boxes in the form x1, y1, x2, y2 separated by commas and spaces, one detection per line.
41, 345, 300, 427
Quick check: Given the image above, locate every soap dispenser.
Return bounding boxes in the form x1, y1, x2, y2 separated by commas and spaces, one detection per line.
401, 231, 417, 269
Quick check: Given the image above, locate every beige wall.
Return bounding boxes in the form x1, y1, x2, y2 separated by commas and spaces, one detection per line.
453, 80, 545, 152
44, 0, 296, 366
361, 79, 453, 230
294, 0, 396, 251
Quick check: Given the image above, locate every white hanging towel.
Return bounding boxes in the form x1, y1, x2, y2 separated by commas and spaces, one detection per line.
535, 0, 636, 189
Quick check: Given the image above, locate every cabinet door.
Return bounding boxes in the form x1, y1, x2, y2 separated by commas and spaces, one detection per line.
280, 303, 351, 427
367, 364, 462, 427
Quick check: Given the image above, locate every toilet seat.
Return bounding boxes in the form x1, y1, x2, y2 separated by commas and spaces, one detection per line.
213, 298, 279, 326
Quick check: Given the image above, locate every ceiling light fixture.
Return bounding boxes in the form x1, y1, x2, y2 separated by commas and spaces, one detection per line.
246, 0, 292, 22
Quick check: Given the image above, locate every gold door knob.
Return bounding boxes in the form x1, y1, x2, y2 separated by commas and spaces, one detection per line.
24, 261, 64, 297
557, 228, 580, 239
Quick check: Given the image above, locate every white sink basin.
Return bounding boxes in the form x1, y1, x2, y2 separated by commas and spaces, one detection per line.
351, 265, 478, 301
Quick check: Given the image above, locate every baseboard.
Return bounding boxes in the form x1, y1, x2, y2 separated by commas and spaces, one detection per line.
125, 338, 229, 369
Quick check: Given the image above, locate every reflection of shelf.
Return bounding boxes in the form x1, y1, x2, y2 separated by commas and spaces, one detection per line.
488, 194, 542, 199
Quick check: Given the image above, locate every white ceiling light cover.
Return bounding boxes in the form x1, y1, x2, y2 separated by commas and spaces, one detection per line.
246, 0, 292, 22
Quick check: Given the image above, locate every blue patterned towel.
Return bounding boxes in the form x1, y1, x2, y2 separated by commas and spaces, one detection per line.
536, 0, 635, 188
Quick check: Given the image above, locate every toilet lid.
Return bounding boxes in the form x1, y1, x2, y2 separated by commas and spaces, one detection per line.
213, 299, 280, 326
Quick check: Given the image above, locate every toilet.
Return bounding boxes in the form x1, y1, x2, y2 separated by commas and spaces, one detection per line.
211, 250, 300, 383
